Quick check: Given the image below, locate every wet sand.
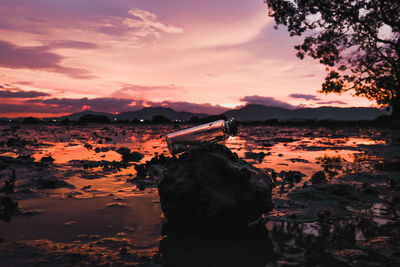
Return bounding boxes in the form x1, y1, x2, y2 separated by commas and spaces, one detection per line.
0, 124, 399, 266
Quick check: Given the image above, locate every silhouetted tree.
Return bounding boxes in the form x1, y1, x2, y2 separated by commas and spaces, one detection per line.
265, 0, 400, 119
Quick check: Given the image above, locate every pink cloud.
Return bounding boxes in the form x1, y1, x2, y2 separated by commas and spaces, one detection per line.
0, 41, 94, 79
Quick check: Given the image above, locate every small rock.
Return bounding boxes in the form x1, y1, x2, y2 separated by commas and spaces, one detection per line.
245, 152, 269, 163
40, 155, 55, 163
117, 147, 144, 162
0, 196, 18, 222
279, 171, 306, 183
311, 171, 328, 184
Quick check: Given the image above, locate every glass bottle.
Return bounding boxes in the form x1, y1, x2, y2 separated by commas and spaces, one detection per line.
165, 119, 238, 155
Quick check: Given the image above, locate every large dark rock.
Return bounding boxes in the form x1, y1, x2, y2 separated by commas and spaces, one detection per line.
158, 144, 273, 232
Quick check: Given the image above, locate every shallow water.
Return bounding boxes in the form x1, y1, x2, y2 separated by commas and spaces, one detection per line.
0, 124, 399, 266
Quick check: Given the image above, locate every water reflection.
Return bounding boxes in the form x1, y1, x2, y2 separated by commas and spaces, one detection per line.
158, 222, 274, 267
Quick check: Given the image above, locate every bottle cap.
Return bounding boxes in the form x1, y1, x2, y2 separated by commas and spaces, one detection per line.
225, 118, 238, 136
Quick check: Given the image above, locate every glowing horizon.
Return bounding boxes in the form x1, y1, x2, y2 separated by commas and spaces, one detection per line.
0, 0, 376, 118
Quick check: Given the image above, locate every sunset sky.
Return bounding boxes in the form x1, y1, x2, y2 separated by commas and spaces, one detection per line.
0, 0, 376, 118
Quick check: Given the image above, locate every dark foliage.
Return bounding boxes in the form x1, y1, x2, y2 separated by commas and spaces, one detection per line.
265, 0, 400, 118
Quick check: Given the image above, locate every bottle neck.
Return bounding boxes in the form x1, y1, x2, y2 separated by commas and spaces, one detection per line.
224, 119, 238, 136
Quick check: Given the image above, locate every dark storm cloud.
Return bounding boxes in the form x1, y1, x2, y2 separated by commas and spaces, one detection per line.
240, 95, 295, 109
0, 40, 94, 79
0, 89, 49, 98
289, 94, 320, 101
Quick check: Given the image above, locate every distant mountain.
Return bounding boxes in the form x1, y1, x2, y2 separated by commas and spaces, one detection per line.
223, 104, 292, 121
116, 107, 209, 121
52, 104, 390, 122
223, 104, 389, 121
291, 107, 389, 121
61, 110, 115, 121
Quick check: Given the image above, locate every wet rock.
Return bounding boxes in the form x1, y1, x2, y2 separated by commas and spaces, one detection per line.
245, 151, 269, 163
273, 137, 299, 143
340, 172, 386, 185
288, 158, 310, 163
0, 196, 18, 222
116, 147, 144, 162
279, 171, 306, 184
158, 143, 273, 233
116, 147, 130, 155
311, 171, 328, 184
94, 147, 110, 153
106, 202, 127, 208
290, 183, 360, 204
0, 169, 16, 194
84, 143, 93, 150
16, 155, 35, 162
81, 185, 92, 191
68, 160, 131, 172
128, 154, 172, 189
36, 178, 75, 189
40, 155, 55, 163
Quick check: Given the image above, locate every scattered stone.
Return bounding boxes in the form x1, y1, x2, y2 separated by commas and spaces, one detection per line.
0, 196, 18, 222
279, 171, 306, 183
245, 151, 270, 163
158, 144, 273, 233
116, 147, 130, 155
16, 155, 35, 161
0, 169, 16, 194
94, 147, 110, 153
81, 185, 92, 191
116, 147, 144, 162
273, 137, 299, 143
40, 155, 55, 163
84, 143, 93, 150
288, 158, 310, 163
106, 202, 127, 208
36, 178, 75, 189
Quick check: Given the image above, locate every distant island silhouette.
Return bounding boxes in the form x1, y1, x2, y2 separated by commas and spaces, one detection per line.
1, 104, 389, 123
